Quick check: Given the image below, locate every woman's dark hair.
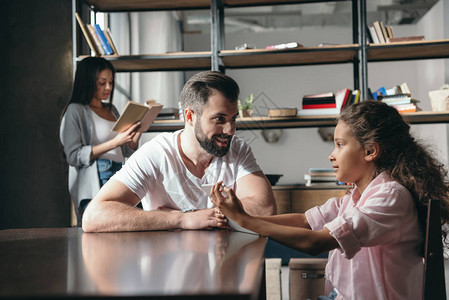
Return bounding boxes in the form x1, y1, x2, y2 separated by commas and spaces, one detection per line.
339, 100, 449, 245
180, 71, 240, 116
62, 56, 115, 116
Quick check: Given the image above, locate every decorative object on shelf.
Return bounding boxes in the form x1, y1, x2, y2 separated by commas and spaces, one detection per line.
265, 174, 283, 186
317, 127, 334, 142
238, 94, 254, 118
261, 129, 283, 143
429, 84, 449, 112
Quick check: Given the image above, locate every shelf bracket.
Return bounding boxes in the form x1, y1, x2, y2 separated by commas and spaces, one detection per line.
211, 0, 225, 72
357, 0, 368, 100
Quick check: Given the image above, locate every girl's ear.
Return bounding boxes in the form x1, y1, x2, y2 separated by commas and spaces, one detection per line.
365, 143, 380, 161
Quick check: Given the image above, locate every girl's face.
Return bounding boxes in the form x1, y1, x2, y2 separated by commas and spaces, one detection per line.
329, 120, 375, 191
92, 69, 113, 102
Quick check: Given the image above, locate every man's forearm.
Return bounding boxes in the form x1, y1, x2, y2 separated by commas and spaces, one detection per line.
82, 201, 183, 232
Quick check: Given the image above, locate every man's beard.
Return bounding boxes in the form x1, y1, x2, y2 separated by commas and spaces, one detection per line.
194, 121, 232, 157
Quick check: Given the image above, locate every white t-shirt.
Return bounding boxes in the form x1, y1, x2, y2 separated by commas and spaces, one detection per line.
112, 130, 261, 212
89, 109, 125, 162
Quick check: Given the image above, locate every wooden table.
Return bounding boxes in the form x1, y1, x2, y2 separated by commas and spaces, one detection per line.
0, 228, 266, 299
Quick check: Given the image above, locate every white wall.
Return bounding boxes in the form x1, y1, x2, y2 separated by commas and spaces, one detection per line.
183, 1, 449, 185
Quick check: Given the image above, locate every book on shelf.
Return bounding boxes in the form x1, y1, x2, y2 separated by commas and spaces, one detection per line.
393, 103, 417, 113
372, 87, 387, 100
75, 13, 101, 56
380, 21, 390, 41
386, 36, 425, 43
369, 26, 380, 44
303, 92, 335, 101
305, 168, 342, 186
113, 100, 163, 132
352, 90, 361, 104
299, 92, 337, 116
156, 107, 181, 120
373, 82, 420, 112
297, 107, 341, 116
370, 20, 424, 44
318, 43, 342, 47
386, 26, 394, 40
93, 24, 113, 55
104, 28, 119, 55
372, 21, 386, 43
265, 42, 303, 50
302, 103, 336, 109
87, 24, 105, 55
370, 21, 415, 44
268, 108, 297, 117
335, 88, 352, 109
378, 93, 411, 101
309, 168, 336, 177
298, 89, 354, 116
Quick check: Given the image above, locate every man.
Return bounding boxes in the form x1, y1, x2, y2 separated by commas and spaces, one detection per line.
82, 71, 277, 232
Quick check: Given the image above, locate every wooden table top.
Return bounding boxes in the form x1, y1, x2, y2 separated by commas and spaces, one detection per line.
0, 227, 266, 299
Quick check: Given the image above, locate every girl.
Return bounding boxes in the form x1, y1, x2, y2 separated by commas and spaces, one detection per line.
60, 57, 141, 226
211, 100, 449, 300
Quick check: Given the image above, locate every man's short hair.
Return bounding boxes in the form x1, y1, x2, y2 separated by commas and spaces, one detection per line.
180, 71, 240, 115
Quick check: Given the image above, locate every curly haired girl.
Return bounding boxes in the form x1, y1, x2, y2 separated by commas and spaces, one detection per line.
211, 100, 449, 300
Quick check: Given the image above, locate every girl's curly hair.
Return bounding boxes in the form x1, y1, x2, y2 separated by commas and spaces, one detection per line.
339, 100, 449, 247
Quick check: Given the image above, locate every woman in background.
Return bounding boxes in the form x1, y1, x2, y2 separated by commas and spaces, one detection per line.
60, 57, 141, 226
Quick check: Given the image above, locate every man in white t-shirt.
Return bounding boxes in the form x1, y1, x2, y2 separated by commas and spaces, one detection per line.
82, 71, 277, 232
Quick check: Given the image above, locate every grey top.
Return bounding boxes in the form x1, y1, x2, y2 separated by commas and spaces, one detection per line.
59, 103, 136, 209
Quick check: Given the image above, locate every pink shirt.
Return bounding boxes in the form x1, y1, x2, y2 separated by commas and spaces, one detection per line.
305, 172, 423, 300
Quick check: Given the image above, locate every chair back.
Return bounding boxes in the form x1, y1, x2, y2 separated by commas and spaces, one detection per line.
423, 199, 446, 300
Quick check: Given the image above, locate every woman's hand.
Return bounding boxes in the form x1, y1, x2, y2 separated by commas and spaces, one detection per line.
113, 122, 140, 148
91, 122, 141, 160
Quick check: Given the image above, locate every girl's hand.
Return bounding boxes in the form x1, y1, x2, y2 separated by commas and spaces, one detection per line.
210, 181, 247, 222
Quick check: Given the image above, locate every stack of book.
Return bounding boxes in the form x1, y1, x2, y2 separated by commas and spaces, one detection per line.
304, 168, 340, 186
368, 20, 424, 44
372, 82, 420, 113
75, 13, 119, 56
268, 107, 297, 117
298, 88, 353, 116
265, 41, 303, 50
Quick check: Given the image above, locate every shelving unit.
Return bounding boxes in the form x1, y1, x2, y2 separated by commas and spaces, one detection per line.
74, 0, 449, 131
145, 111, 449, 132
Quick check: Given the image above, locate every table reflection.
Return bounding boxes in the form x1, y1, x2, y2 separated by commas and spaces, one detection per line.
81, 229, 265, 296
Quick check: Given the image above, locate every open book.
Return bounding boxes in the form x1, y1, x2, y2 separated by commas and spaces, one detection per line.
112, 100, 163, 132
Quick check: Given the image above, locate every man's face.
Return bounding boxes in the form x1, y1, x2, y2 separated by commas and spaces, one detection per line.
194, 91, 239, 157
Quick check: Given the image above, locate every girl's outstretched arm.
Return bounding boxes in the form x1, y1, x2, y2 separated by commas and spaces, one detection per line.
210, 182, 339, 256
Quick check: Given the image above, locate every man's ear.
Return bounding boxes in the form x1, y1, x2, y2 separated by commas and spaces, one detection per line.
184, 109, 195, 126
365, 143, 380, 161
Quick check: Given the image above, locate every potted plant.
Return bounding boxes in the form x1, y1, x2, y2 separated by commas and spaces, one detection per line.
238, 94, 254, 118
